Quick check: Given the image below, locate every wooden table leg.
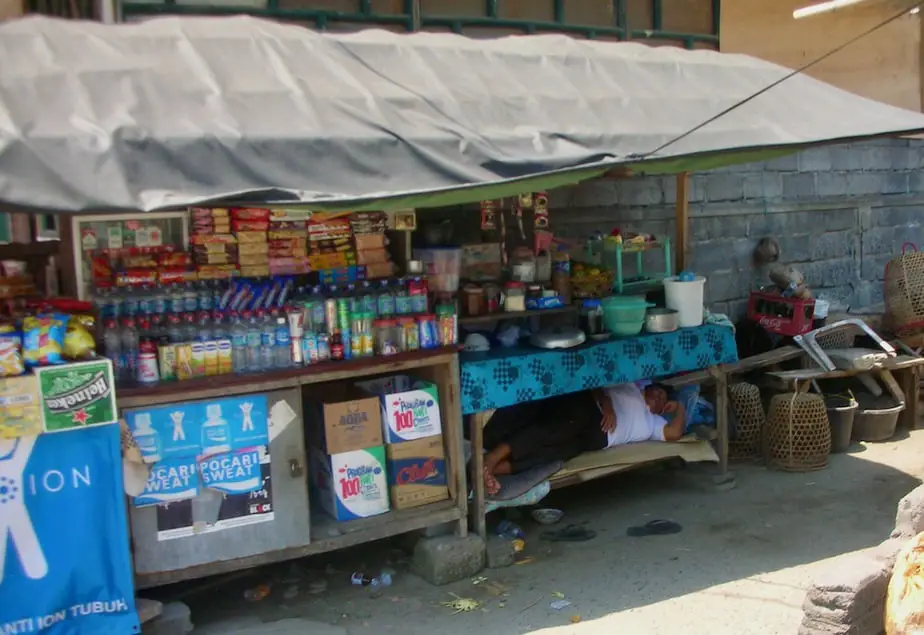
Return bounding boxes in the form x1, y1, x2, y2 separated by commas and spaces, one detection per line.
470, 411, 488, 540
714, 370, 729, 476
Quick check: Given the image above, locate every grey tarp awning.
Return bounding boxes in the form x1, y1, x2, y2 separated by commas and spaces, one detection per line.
2, 15, 924, 213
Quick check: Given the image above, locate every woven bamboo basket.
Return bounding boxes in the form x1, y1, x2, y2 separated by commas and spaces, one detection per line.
763, 392, 831, 472
885, 243, 924, 335
729, 382, 765, 461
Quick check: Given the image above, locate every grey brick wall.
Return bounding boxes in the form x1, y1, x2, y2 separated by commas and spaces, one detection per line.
550, 138, 924, 320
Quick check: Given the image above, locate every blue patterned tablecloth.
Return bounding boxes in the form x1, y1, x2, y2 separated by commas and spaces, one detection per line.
459, 324, 738, 414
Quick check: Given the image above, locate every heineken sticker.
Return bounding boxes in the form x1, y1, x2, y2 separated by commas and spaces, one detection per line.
35, 360, 118, 433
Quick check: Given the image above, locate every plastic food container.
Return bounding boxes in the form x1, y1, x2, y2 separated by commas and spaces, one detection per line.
413, 248, 461, 293
664, 275, 706, 327
504, 282, 527, 312
601, 296, 652, 336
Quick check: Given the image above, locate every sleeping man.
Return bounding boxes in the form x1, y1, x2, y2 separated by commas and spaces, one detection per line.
481, 382, 686, 496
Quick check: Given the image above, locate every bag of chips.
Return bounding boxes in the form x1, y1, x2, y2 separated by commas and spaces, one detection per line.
22, 314, 68, 367
0, 325, 24, 377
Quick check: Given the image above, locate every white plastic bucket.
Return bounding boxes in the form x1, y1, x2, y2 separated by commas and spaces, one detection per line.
663, 276, 706, 327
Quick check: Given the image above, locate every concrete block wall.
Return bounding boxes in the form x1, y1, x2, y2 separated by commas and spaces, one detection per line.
549, 138, 924, 320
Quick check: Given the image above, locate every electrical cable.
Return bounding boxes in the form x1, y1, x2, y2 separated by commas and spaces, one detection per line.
638, 0, 924, 160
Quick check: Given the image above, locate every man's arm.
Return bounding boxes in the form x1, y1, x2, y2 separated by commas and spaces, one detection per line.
660, 401, 686, 442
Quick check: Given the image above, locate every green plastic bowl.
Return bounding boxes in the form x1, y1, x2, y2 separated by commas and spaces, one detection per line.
602, 296, 652, 333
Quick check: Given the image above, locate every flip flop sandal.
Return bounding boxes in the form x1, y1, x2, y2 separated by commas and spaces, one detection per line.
626, 519, 683, 537
540, 524, 597, 542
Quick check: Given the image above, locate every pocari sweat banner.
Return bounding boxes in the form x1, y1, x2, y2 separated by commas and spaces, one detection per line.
0, 425, 139, 635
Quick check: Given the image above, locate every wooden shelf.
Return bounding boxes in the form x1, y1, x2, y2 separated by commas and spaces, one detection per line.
0, 241, 60, 259
117, 346, 459, 408
458, 305, 576, 327
135, 500, 464, 589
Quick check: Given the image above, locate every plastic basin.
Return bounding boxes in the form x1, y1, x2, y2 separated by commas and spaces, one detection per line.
602, 296, 651, 333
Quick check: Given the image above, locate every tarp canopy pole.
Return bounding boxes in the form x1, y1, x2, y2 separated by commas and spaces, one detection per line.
675, 172, 690, 274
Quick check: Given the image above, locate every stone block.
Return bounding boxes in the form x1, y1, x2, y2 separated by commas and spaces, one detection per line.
142, 601, 193, 635
704, 271, 748, 304
846, 173, 883, 197
860, 253, 892, 282
812, 232, 854, 261
816, 172, 850, 199
799, 602, 885, 635
743, 173, 783, 200
689, 175, 707, 203
869, 537, 906, 571
691, 215, 748, 242
137, 599, 163, 625
882, 172, 909, 195
861, 227, 899, 255
704, 174, 744, 202
573, 179, 619, 207
616, 178, 663, 207
799, 147, 833, 173
830, 145, 864, 171
822, 260, 855, 288
779, 233, 812, 262
765, 153, 799, 171
420, 521, 456, 539
411, 534, 485, 585
891, 484, 924, 539
485, 537, 516, 569
854, 281, 884, 308
783, 173, 817, 200
908, 170, 924, 194
861, 146, 892, 170
806, 553, 891, 617
823, 209, 857, 232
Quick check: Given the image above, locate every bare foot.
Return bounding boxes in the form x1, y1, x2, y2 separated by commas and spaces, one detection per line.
483, 466, 501, 496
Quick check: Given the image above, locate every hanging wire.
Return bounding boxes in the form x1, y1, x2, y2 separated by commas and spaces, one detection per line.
637, 0, 924, 160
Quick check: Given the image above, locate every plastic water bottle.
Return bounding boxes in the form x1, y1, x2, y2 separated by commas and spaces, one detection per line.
376, 280, 395, 317
197, 311, 212, 342
259, 310, 275, 370
230, 312, 248, 373
167, 314, 184, 344
243, 310, 262, 372
183, 312, 198, 343
103, 319, 123, 381
120, 317, 140, 380
350, 572, 393, 587
274, 316, 291, 368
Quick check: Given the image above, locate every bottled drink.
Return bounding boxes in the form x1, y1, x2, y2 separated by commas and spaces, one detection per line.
274, 316, 291, 369
182, 312, 198, 343
198, 281, 214, 311
358, 281, 377, 315
152, 285, 168, 316
230, 312, 249, 373
243, 310, 262, 371
167, 314, 184, 344
259, 310, 275, 370
137, 333, 160, 384
408, 277, 428, 314
169, 283, 185, 314
183, 282, 198, 312
103, 318, 123, 381
350, 572, 392, 587
394, 278, 412, 315
196, 310, 212, 342
122, 287, 140, 317
138, 285, 154, 317
120, 317, 140, 381
377, 279, 395, 317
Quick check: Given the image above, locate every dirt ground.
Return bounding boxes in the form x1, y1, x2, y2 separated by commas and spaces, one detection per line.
163, 430, 924, 635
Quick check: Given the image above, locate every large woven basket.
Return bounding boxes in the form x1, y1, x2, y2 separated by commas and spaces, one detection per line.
763, 393, 831, 472
885, 243, 924, 335
729, 382, 765, 461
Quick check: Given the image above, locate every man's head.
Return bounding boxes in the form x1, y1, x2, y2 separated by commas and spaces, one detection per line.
643, 384, 669, 414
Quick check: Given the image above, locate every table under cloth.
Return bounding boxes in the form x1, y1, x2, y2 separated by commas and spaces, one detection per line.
459, 324, 738, 414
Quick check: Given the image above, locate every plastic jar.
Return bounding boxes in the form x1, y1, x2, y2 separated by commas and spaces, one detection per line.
400, 317, 419, 351
504, 282, 527, 312
418, 314, 438, 349
511, 247, 536, 283
374, 319, 398, 355
462, 285, 484, 317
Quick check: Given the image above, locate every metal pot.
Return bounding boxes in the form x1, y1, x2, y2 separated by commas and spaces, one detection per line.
645, 308, 680, 333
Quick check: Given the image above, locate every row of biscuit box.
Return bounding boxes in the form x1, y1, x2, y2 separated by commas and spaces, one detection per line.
306, 375, 446, 521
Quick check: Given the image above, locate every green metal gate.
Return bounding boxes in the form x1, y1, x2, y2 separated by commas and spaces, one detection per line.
117, 0, 719, 49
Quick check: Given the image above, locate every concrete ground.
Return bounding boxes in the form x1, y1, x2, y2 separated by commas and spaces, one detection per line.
167, 430, 924, 635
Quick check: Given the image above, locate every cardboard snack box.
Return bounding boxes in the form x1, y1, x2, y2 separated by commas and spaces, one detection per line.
310, 446, 390, 521
357, 375, 442, 444
304, 385, 383, 454
385, 436, 448, 510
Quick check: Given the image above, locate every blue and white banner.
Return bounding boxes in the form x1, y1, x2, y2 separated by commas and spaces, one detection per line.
134, 457, 200, 508
198, 448, 263, 494
0, 425, 139, 635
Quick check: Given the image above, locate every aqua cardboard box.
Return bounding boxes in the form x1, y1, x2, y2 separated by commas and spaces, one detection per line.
304, 384, 383, 454
357, 375, 442, 444
309, 445, 390, 521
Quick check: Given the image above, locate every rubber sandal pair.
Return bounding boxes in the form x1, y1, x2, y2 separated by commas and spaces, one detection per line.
626, 519, 682, 537
540, 524, 597, 542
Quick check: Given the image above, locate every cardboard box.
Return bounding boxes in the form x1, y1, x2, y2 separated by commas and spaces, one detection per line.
309, 446, 389, 521
357, 375, 442, 444
385, 436, 448, 509
305, 385, 383, 454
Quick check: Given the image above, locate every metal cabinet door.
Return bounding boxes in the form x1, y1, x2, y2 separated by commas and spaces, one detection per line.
129, 388, 309, 587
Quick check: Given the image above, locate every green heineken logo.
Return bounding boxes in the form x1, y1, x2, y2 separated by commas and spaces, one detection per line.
36, 360, 118, 433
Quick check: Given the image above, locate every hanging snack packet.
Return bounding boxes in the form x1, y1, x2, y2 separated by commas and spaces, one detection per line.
64, 314, 97, 360
22, 314, 69, 367
0, 325, 24, 376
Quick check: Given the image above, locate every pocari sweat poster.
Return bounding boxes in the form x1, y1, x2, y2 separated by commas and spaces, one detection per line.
0, 424, 140, 634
